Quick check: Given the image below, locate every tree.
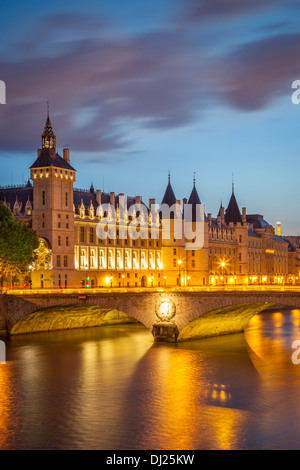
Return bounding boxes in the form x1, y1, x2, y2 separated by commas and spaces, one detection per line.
0, 201, 39, 282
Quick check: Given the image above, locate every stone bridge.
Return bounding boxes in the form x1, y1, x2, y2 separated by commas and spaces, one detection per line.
1, 290, 300, 341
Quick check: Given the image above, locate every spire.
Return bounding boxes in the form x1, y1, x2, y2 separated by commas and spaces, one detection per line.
225, 183, 242, 224
217, 200, 223, 217
277, 219, 282, 237
42, 102, 56, 150
161, 173, 176, 206
186, 175, 201, 222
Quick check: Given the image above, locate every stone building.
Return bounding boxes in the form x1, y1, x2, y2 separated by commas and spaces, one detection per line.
0, 111, 298, 288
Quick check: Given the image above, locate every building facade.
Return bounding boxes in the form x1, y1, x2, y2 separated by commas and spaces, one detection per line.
0, 112, 299, 288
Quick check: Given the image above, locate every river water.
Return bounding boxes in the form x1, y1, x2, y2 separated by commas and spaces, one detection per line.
1, 309, 300, 450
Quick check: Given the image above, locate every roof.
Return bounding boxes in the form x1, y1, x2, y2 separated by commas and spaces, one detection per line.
273, 235, 288, 243
187, 184, 202, 222
42, 115, 55, 137
73, 190, 140, 216
161, 179, 176, 207
0, 185, 33, 211
248, 229, 261, 238
30, 149, 76, 171
225, 191, 242, 224
246, 215, 270, 230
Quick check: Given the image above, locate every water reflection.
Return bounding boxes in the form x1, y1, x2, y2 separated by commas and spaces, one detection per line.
1, 310, 300, 449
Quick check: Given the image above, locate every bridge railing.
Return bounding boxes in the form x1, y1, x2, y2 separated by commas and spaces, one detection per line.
2, 285, 300, 295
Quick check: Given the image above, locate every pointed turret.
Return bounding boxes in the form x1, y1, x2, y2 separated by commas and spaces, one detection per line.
42, 102, 56, 150
217, 201, 223, 217
187, 174, 201, 222
225, 183, 242, 224
161, 173, 176, 207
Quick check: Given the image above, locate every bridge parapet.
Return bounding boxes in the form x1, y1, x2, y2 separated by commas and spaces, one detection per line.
1, 290, 300, 341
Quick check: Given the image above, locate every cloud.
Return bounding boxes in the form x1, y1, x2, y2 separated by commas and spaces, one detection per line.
0, 22, 207, 154
215, 33, 300, 110
179, 0, 282, 23
0, 7, 300, 158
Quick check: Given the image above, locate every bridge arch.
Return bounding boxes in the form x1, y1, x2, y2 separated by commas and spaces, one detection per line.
1, 291, 300, 340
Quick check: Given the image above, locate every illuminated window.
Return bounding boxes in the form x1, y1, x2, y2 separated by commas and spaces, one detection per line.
90, 250, 95, 268
80, 249, 86, 267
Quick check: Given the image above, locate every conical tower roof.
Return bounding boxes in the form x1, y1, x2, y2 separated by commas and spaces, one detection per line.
187, 176, 202, 222
225, 187, 242, 224
161, 174, 176, 206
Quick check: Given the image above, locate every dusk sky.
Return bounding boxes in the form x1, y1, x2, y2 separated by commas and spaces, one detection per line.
1, 0, 300, 233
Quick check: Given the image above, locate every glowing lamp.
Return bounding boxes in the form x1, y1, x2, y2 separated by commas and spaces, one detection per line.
155, 299, 176, 322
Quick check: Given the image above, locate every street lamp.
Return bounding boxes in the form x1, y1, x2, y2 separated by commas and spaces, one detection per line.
178, 259, 182, 286
122, 274, 125, 287
28, 265, 33, 289
220, 261, 226, 285
85, 265, 90, 288
164, 276, 167, 287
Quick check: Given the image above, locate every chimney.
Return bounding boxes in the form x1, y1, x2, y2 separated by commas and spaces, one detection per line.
183, 198, 187, 206
135, 196, 141, 205
217, 214, 221, 228
242, 207, 246, 224
149, 198, 156, 211
63, 148, 70, 164
207, 213, 212, 225
96, 190, 101, 206
110, 192, 115, 207
220, 206, 225, 224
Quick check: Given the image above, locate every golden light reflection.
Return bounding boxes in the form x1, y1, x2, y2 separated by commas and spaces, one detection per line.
292, 310, 300, 327
0, 365, 17, 449
147, 347, 248, 450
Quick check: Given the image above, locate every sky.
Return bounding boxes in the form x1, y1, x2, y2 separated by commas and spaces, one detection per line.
0, 0, 300, 233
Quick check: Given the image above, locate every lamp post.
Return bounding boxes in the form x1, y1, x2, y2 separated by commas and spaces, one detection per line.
85, 265, 90, 288
221, 261, 226, 286
178, 259, 182, 286
122, 274, 125, 287
28, 265, 33, 289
